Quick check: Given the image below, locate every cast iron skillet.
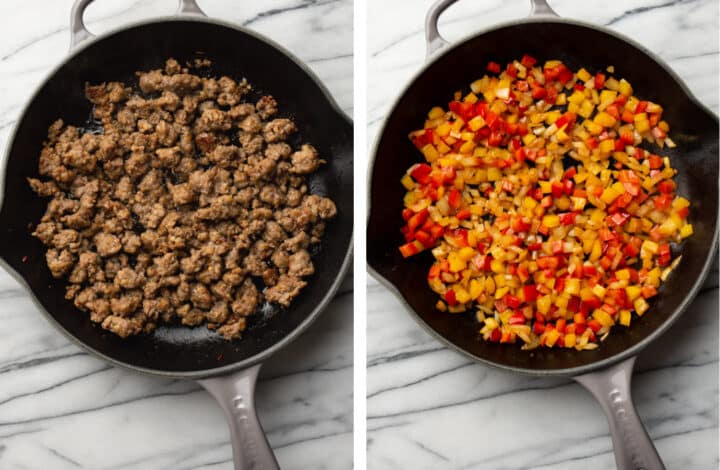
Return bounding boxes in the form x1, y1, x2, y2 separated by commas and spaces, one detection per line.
367, 1, 718, 468
0, 1, 353, 469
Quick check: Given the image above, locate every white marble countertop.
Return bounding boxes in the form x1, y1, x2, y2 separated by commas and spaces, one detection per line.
0, 1, 353, 469
367, 0, 718, 469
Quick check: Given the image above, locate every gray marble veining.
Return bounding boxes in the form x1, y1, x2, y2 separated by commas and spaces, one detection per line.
366, 0, 718, 468
0, 1, 353, 469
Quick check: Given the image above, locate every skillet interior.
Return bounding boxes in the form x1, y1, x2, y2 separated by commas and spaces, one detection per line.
0, 20, 353, 375
368, 20, 718, 373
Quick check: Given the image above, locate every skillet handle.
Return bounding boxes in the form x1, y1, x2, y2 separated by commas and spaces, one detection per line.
575, 356, 666, 470
198, 364, 280, 470
70, 0, 94, 51
69, 0, 207, 51
425, 0, 559, 59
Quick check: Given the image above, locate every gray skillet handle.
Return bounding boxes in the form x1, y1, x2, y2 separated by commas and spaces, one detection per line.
425, 0, 559, 59
198, 364, 280, 470
575, 357, 666, 470
70, 0, 207, 51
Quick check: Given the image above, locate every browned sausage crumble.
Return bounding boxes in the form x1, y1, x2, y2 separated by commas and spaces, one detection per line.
28, 58, 336, 339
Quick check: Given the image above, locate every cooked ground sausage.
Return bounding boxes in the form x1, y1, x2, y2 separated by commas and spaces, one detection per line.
29, 58, 335, 340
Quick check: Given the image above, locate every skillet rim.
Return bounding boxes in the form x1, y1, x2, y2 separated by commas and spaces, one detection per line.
0, 14, 354, 380
367, 15, 719, 377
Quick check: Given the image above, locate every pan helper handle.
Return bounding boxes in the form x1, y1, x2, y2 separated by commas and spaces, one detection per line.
70, 0, 207, 51
425, 0, 558, 59
575, 356, 666, 470
198, 364, 280, 470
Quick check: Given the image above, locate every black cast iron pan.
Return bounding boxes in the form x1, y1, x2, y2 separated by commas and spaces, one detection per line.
367, 1, 718, 468
0, 1, 353, 469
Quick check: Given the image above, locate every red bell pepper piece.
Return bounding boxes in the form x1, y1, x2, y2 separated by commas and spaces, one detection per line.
508, 312, 526, 325
599, 228, 616, 241
456, 208, 471, 220
622, 182, 640, 196
505, 294, 523, 309
621, 109, 635, 123
658, 243, 671, 257
559, 212, 577, 225
609, 212, 630, 227
588, 318, 602, 333
605, 104, 620, 120
658, 180, 675, 194
484, 110, 499, 128
517, 265, 530, 283
642, 286, 657, 299
399, 242, 420, 258
410, 163, 432, 184
511, 217, 532, 233
486, 61, 501, 73
545, 85, 558, 103
623, 240, 640, 257
555, 111, 577, 129
488, 129, 505, 147
448, 100, 476, 121
567, 296, 581, 313
581, 297, 602, 314
407, 208, 429, 231
531, 86, 547, 100
537, 256, 559, 270
523, 284, 538, 302
448, 228, 468, 248
618, 170, 640, 183
520, 54, 537, 68
654, 194, 673, 210
594, 72, 606, 89
516, 123, 529, 136
414, 230, 432, 247
527, 186, 541, 200
474, 254, 492, 271
583, 264, 597, 277
429, 224, 445, 240
556, 65, 573, 84
445, 289, 457, 306
448, 188, 462, 209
